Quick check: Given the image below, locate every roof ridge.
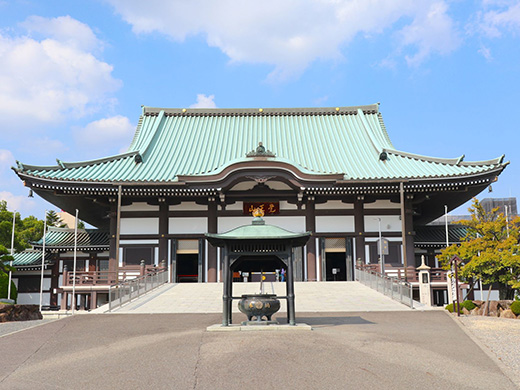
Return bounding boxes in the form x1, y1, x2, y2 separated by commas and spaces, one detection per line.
141, 104, 379, 116
377, 112, 394, 149
15, 151, 139, 172
356, 108, 385, 154
386, 149, 507, 166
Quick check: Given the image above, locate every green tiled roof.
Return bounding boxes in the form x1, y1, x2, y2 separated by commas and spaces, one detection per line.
415, 225, 468, 247
32, 227, 109, 250
12, 250, 51, 267
14, 104, 507, 183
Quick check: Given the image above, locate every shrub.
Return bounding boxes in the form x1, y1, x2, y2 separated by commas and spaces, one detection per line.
461, 300, 476, 311
445, 303, 464, 313
0, 273, 17, 302
511, 301, 520, 316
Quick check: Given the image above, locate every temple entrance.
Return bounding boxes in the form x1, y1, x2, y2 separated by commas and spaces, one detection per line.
176, 254, 198, 282
173, 239, 203, 283
231, 255, 286, 282
325, 252, 347, 281
320, 238, 354, 281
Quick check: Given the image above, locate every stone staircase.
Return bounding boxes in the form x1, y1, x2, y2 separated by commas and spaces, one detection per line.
105, 281, 413, 314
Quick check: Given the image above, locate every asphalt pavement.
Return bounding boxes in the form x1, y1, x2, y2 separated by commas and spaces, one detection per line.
0, 311, 517, 390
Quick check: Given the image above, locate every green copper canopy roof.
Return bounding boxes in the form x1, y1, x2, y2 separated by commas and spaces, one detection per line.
206, 217, 311, 247
14, 104, 507, 183
32, 227, 109, 250
12, 250, 52, 267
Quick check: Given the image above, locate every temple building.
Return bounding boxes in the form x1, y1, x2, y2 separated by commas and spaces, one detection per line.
13, 104, 507, 306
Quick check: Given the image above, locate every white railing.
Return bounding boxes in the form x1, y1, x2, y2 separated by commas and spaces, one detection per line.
356, 267, 414, 309
108, 270, 168, 312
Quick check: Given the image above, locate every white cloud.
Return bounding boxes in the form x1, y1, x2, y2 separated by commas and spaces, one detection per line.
477, 2, 520, 37
0, 149, 14, 168
20, 15, 102, 52
74, 115, 135, 157
400, 2, 461, 66
28, 138, 67, 157
478, 45, 493, 60
0, 191, 36, 213
189, 94, 217, 108
0, 16, 121, 129
107, 0, 460, 80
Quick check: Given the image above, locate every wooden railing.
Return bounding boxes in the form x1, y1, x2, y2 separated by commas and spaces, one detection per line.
62, 265, 167, 287
357, 264, 447, 283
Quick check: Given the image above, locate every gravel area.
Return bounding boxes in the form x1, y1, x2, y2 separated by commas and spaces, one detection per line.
457, 316, 520, 385
0, 319, 57, 338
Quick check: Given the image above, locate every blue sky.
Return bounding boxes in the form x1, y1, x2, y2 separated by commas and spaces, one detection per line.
1, 0, 519, 220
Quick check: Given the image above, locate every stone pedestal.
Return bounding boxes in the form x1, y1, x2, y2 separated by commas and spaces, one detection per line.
417, 255, 432, 306
446, 270, 454, 304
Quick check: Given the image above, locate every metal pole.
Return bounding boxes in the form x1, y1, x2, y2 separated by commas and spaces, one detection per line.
39, 213, 47, 311
7, 210, 15, 300
71, 209, 79, 315
505, 205, 509, 238
399, 182, 408, 282
445, 205, 456, 304
115, 185, 122, 283
444, 205, 449, 248
377, 218, 384, 275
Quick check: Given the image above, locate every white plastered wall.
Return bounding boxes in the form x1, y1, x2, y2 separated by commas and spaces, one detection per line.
316, 216, 354, 233
169, 217, 207, 234
121, 218, 158, 234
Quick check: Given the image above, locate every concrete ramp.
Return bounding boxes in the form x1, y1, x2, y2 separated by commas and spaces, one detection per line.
112, 281, 412, 313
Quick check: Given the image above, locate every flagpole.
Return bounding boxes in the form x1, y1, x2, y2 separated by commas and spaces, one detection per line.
445, 205, 456, 304
71, 209, 79, 315
444, 205, 449, 248
39, 212, 47, 311
7, 210, 15, 300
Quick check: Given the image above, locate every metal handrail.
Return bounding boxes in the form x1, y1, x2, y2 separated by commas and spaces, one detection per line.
108, 270, 168, 312
355, 266, 414, 309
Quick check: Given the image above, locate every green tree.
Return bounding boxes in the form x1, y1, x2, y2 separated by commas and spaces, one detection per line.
0, 244, 17, 300
439, 199, 520, 300
46, 210, 66, 228
0, 200, 46, 250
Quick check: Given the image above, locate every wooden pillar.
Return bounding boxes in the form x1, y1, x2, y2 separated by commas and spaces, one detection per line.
61, 291, 67, 310
158, 201, 168, 267
354, 197, 366, 264
108, 202, 117, 273
400, 183, 415, 280
305, 196, 316, 281
222, 248, 230, 326
91, 291, 98, 310
50, 254, 60, 307
207, 198, 218, 282
404, 196, 416, 267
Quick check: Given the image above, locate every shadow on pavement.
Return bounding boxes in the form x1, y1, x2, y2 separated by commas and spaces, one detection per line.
272, 314, 375, 327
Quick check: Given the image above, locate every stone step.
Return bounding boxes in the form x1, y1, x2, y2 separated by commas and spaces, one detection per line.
111, 281, 412, 314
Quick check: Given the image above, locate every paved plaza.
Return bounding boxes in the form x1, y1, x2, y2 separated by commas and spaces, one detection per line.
0, 311, 517, 390
99, 281, 413, 314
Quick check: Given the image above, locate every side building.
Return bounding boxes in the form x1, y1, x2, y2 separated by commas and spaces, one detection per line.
12, 104, 507, 307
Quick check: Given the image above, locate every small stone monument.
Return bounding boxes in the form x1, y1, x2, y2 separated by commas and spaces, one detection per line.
417, 255, 432, 306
